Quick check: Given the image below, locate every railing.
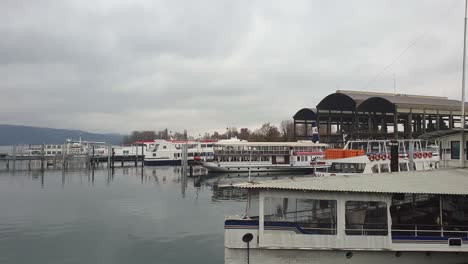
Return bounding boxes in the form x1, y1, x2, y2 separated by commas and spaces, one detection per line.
345, 223, 388, 236
392, 224, 468, 238
215, 150, 290, 156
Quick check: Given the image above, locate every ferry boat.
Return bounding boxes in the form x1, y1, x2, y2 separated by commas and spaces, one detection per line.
202, 140, 328, 173
223, 169, 468, 263
143, 140, 215, 166
315, 139, 440, 176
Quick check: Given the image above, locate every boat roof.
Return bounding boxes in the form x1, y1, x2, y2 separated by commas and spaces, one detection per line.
214, 141, 328, 147
225, 168, 468, 195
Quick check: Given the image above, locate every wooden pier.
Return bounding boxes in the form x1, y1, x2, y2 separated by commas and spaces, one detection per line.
0, 149, 145, 171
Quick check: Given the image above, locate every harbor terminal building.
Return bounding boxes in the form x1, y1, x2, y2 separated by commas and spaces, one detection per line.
294, 90, 468, 145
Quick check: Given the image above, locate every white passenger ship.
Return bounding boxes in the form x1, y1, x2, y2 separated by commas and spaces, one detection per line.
223, 169, 468, 263
315, 139, 440, 176
144, 140, 215, 166
202, 140, 328, 173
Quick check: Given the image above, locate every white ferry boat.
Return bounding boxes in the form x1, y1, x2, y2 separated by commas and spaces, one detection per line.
315, 139, 440, 176
223, 169, 468, 263
143, 140, 215, 166
202, 140, 328, 173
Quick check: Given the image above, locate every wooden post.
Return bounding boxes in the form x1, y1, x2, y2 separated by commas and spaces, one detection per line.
92, 146, 95, 169
111, 148, 115, 169
141, 145, 144, 168
107, 145, 112, 169
135, 145, 138, 167
40, 144, 45, 171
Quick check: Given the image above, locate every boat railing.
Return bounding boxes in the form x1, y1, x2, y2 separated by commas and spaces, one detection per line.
345, 223, 388, 236
215, 150, 290, 156
392, 224, 468, 237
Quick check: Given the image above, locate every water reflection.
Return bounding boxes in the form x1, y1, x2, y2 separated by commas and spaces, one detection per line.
0, 163, 308, 201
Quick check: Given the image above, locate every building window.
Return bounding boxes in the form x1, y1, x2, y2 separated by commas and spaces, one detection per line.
264, 197, 337, 235
345, 201, 388, 236
451, 141, 460, 160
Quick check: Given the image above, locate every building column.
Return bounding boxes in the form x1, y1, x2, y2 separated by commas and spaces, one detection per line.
449, 113, 454, 129
408, 112, 413, 138
422, 110, 426, 134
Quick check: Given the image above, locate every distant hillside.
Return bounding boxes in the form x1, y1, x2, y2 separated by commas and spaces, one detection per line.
0, 124, 122, 145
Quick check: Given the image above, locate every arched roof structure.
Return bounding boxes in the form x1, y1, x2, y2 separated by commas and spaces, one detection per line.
316, 93, 356, 111
356, 97, 396, 113
293, 108, 316, 120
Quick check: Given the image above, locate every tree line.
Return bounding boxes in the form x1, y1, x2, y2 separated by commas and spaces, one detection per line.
122, 120, 295, 144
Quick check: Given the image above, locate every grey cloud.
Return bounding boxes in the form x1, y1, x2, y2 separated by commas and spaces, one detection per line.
0, 0, 466, 135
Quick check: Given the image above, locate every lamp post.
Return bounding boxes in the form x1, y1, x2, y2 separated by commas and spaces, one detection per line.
461, 0, 467, 168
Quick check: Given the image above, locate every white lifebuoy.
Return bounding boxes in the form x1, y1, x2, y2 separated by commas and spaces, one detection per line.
381, 154, 386, 161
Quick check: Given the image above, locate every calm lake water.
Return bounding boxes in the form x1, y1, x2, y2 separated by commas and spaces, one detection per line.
0, 165, 248, 264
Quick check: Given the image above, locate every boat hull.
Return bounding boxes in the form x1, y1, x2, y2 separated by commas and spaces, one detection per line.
202, 162, 315, 173
143, 159, 182, 166
225, 248, 468, 264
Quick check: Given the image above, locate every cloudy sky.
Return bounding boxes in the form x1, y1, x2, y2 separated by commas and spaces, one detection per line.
1, 0, 466, 135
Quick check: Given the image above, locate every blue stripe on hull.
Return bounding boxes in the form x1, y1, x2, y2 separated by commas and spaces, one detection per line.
225, 220, 468, 242
144, 160, 181, 166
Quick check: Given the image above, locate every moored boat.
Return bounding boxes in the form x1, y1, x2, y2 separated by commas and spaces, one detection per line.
202, 140, 328, 173
315, 139, 440, 176
222, 169, 468, 263
143, 139, 215, 166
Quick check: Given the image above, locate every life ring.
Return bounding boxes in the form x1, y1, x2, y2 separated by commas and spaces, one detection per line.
387, 154, 391, 160
413, 153, 418, 159
330, 173, 336, 176
428, 152, 433, 158
374, 154, 380, 161
381, 154, 386, 161
422, 152, 428, 158
368, 155, 374, 161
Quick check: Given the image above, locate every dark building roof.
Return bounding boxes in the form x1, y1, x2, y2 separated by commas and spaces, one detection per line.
293, 108, 316, 120
317, 90, 468, 113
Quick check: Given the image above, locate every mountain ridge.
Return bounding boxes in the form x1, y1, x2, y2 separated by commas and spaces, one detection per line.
0, 124, 122, 145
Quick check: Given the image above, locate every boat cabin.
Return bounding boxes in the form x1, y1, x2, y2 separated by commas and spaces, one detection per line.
316, 139, 440, 175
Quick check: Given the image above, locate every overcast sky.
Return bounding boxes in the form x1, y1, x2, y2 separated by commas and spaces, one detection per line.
1, 0, 466, 135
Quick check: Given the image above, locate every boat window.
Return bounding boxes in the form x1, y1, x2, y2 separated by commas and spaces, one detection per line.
371, 164, 379, 173
399, 163, 408, 172
153, 153, 156, 157
264, 197, 337, 235
345, 201, 388, 236
451, 141, 460, 160
329, 163, 366, 173
380, 163, 390, 173
163, 146, 167, 149
297, 156, 300, 162
390, 194, 468, 237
